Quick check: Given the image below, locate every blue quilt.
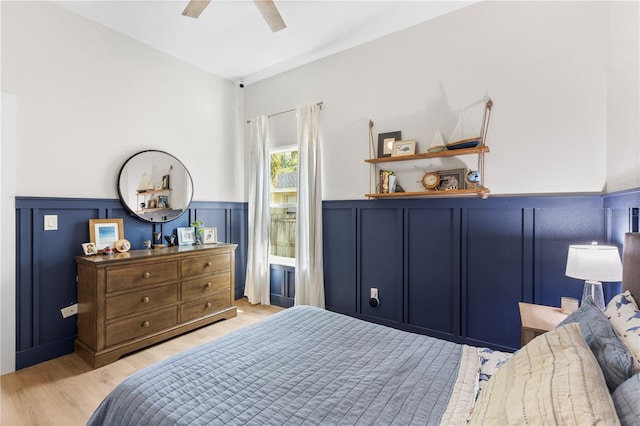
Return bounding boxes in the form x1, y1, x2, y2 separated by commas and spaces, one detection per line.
88, 306, 465, 425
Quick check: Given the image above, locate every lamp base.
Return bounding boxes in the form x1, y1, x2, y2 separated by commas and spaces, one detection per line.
582, 280, 605, 310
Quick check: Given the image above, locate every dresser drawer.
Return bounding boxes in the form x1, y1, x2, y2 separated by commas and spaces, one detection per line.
106, 284, 178, 320
181, 253, 230, 278
106, 261, 179, 293
181, 273, 230, 300
180, 293, 230, 323
106, 306, 178, 347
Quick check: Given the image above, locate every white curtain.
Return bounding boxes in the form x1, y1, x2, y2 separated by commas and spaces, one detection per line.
295, 104, 325, 308
244, 115, 271, 305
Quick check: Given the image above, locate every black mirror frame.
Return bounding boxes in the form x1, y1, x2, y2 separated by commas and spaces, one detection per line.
117, 150, 194, 223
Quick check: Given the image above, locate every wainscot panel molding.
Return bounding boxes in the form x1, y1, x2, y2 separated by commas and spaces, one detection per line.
321, 193, 629, 352
15, 197, 247, 370
270, 264, 295, 308
602, 188, 640, 298
15, 190, 640, 368
603, 188, 640, 243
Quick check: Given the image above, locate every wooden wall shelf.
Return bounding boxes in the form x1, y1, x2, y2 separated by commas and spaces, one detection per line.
364, 146, 489, 164
366, 98, 493, 199
365, 187, 490, 199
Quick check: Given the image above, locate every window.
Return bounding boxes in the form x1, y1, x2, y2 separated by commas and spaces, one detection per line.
270, 146, 297, 265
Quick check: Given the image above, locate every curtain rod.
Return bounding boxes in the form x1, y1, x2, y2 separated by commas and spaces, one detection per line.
246, 101, 323, 124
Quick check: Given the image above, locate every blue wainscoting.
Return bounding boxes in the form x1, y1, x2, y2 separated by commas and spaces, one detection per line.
15, 197, 247, 370
322, 192, 639, 352
270, 264, 295, 307
14, 189, 640, 369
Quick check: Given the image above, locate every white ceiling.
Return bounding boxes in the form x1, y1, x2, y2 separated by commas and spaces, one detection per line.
53, 1, 477, 85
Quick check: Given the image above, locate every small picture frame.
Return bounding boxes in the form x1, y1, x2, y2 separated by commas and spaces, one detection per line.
437, 168, 466, 191
391, 140, 416, 157
89, 218, 124, 250
177, 227, 195, 246
162, 174, 170, 189
157, 195, 169, 209
82, 242, 98, 256
377, 131, 401, 158
202, 227, 218, 244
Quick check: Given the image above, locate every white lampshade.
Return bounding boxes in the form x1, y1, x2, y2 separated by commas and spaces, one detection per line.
565, 244, 623, 282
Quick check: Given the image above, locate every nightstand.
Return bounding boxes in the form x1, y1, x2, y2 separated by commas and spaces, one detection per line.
518, 302, 569, 347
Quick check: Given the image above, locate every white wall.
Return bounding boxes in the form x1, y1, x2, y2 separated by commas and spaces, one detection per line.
1, 1, 243, 202
606, 1, 640, 192
0, 1, 243, 374
1, 93, 17, 375
245, 1, 636, 199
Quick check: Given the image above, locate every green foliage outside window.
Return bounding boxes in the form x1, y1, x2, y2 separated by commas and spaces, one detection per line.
271, 151, 298, 187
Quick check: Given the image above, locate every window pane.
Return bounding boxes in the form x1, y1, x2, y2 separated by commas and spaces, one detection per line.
270, 207, 296, 258
270, 150, 297, 259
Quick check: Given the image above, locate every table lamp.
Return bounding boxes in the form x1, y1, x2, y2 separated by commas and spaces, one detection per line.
565, 242, 622, 310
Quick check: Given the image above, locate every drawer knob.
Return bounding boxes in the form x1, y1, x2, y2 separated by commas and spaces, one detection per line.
142, 296, 150, 303
206, 261, 212, 267
205, 302, 212, 308
205, 282, 212, 288
141, 321, 150, 327
143, 272, 150, 279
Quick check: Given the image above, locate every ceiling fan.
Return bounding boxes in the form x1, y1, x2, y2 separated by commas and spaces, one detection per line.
182, 0, 287, 33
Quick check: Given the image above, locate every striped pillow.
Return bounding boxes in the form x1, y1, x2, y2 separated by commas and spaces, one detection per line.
470, 323, 619, 425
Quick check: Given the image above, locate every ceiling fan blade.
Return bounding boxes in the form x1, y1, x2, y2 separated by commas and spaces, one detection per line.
253, 0, 286, 32
182, 0, 211, 18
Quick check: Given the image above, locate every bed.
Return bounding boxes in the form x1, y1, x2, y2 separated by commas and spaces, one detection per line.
88, 234, 640, 425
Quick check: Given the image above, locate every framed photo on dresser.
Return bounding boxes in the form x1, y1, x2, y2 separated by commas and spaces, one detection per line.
89, 218, 124, 250
177, 227, 195, 246
202, 227, 218, 244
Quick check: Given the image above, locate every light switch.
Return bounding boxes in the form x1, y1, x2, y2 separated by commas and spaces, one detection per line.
44, 215, 58, 231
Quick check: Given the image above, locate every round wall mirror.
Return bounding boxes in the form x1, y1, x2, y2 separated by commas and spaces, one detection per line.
117, 150, 194, 223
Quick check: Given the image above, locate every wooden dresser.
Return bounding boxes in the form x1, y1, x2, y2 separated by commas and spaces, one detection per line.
75, 244, 237, 368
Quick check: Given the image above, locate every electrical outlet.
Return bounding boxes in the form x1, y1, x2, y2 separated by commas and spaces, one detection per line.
61, 303, 78, 318
369, 287, 380, 308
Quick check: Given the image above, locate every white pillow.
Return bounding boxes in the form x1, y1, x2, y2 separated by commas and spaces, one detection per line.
605, 291, 640, 365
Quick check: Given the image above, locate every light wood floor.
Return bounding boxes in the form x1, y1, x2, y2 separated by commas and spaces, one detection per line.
0, 299, 283, 426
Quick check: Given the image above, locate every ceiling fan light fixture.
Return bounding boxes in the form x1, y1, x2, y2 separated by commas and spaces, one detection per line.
253, 0, 287, 32
181, 0, 286, 33
182, 0, 211, 19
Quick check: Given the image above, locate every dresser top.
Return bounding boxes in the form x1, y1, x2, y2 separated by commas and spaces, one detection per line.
76, 243, 237, 265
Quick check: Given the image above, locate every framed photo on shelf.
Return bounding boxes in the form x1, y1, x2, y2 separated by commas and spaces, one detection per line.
377, 131, 401, 158
177, 227, 195, 246
391, 140, 416, 157
89, 218, 124, 250
437, 168, 466, 191
162, 174, 170, 189
202, 227, 218, 244
157, 195, 169, 209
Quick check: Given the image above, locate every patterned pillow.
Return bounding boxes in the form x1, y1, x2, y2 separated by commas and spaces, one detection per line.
559, 295, 639, 391
605, 292, 640, 366
477, 347, 513, 395
605, 290, 639, 312
469, 323, 619, 425
612, 373, 640, 426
